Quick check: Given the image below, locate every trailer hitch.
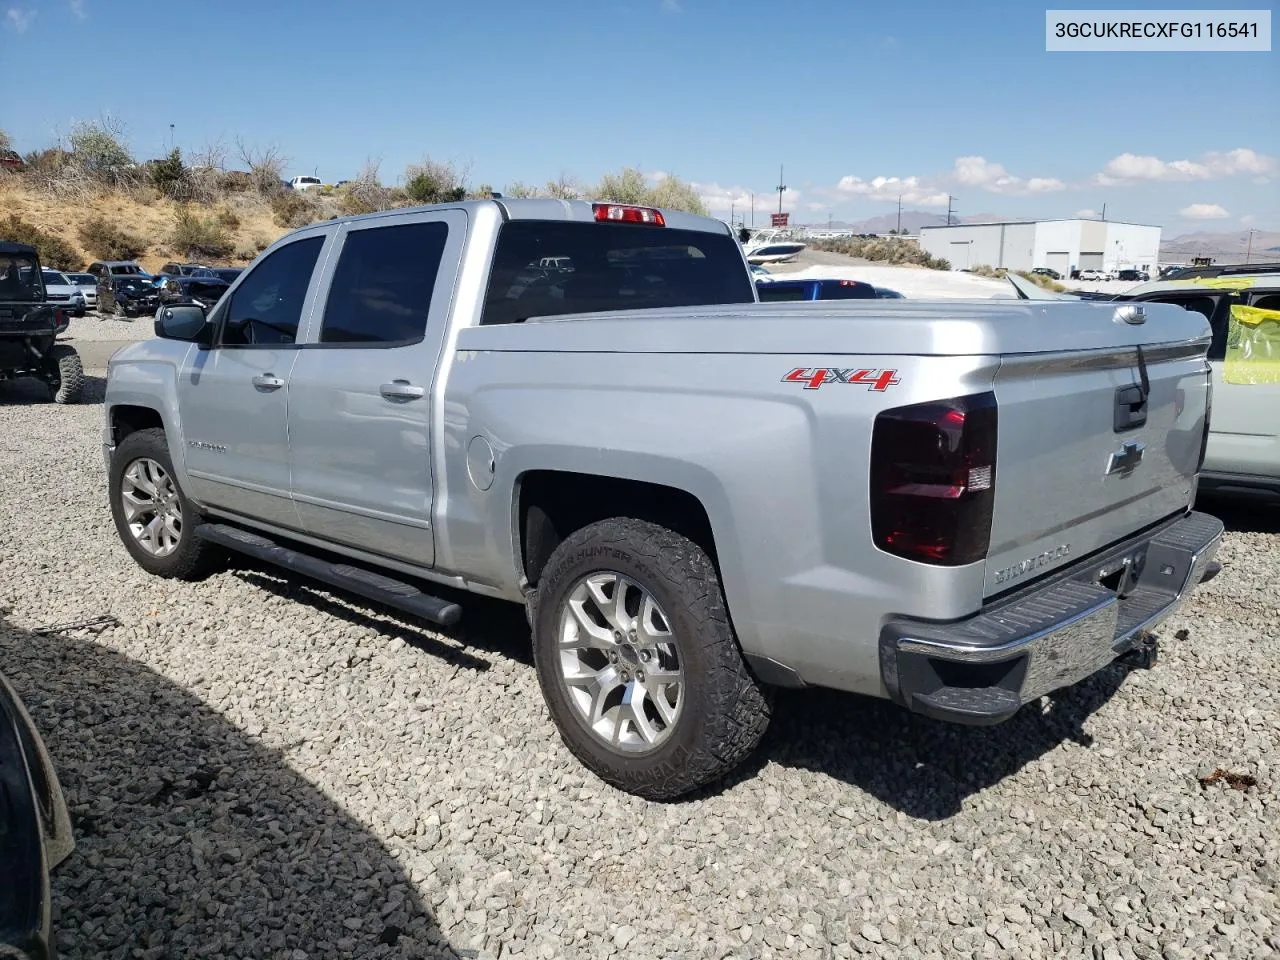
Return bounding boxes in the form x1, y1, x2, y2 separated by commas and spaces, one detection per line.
1117, 630, 1159, 670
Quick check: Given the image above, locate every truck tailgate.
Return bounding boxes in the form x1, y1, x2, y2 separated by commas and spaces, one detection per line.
985, 338, 1210, 597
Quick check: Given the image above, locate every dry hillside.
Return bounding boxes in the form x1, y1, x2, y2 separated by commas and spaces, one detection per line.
0, 175, 288, 273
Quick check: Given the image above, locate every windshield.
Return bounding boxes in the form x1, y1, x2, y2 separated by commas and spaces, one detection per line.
42, 270, 69, 286
111, 264, 145, 275
68, 273, 96, 285
0, 255, 44, 301
186, 282, 228, 301
482, 222, 754, 325
117, 278, 153, 293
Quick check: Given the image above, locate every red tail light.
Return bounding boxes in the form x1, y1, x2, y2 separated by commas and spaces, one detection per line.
592, 203, 665, 226
870, 392, 997, 565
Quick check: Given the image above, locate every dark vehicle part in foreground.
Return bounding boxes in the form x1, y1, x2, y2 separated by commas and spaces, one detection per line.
0, 243, 84, 404
0, 669, 75, 960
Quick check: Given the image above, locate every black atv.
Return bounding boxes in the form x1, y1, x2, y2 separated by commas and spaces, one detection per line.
0, 242, 84, 404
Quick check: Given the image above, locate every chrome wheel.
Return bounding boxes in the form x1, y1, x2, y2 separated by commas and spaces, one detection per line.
120, 457, 183, 557
557, 572, 685, 753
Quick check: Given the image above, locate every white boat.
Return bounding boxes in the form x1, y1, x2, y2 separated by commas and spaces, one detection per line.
741, 228, 807, 264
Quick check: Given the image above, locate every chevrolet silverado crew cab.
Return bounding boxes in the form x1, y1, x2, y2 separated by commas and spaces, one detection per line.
103, 199, 1224, 800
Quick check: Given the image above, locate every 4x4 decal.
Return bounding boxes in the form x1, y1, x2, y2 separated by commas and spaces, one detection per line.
782, 367, 901, 391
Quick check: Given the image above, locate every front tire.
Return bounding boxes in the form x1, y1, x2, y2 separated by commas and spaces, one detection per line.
108, 428, 222, 580
532, 518, 771, 800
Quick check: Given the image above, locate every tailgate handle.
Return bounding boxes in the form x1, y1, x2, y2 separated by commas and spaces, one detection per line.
1114, 384, 1147, 432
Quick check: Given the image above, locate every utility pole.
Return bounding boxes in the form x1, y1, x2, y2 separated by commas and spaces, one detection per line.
168, 123, 174, 151
776, 164, 786, 216
1101, 202, 1107, 221
730, 200, 736, 229
896, 194, 902, 235
1246, 228, 1256, 263
946, 195, 955, 226
750, 193, 755, 228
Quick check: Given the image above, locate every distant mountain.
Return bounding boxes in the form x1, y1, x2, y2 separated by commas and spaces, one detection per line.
1160, 229, 1280, 265
798, 210, 1013, 234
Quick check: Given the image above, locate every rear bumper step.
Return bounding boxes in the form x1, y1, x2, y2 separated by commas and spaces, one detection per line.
195, 523, 462, 626
879, 510, 1224, 725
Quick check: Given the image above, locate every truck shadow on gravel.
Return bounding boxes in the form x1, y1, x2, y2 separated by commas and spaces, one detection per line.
747, 665, 1133, 820
1195, 496, 1280, 534
0, 373, 107, 405
0, 612, 463, 960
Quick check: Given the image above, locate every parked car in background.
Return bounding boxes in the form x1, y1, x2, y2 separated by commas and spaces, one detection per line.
157, 262, 212, 278
0, 242, 84, 403
87, 260, 150, 281
1114, 268, 1280, 502
289, 176, 323, 192
0, 149, 24, 171
38, 269, 87, 317
202, 267, 243, 284
1078, 268, 1107, 281
1116, 269, 1150, 282
158, 275, 230, 310
0, 667, 75, 959
65, 272, 99, 311
105, 198, 1221, 800
97, 274, 161, 318
754, 278, 877, 301
750, 264, 771, 279
1030, 266, 1061, 280
873, 285, 905, 299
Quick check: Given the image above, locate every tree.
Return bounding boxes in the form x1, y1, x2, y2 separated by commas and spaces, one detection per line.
403, 158, 466, 204
68, 118, 133, 181
645, 173, 707, 216
595, 166, 648, 204
503, 181, 539, 198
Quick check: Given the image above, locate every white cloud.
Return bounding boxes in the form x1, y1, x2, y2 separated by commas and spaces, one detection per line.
1095, 148, 1276, 185
951, 156, 1065, 195
1180, 203, 1229, 220
1240, 214, 1257, 225
835, 174, 949, 207
694, 181, 801, 216
69, 0, 86, 20
1075, 208, 1100, 218
5, 7, 36, 31
646, 170, 668, 183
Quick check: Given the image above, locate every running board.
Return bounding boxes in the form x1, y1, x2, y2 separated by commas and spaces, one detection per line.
194, 522, 462, 626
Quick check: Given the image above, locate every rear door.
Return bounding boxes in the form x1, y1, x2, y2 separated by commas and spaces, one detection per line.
286, 209, 466, 566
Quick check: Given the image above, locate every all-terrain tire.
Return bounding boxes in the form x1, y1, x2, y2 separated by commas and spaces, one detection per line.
49, 345, 83, 404
108, 427, 223, 580
532, 517, 772, 800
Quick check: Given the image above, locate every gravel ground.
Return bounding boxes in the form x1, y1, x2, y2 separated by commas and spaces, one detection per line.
0, 325, 1276, 960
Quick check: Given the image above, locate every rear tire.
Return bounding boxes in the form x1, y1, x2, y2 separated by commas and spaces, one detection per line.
109, 428, 223, 580
49, 345, 83, 404
532, 517, 772, 800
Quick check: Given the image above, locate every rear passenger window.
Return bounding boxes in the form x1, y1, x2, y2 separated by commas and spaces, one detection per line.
1249, 293, 1280, 312
320, 221, 449, 345
221, 236, 323, 346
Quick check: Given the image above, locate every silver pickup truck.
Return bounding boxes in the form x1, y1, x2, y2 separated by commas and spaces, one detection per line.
103, 199, 1224, 799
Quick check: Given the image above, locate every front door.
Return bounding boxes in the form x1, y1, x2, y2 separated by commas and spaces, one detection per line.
287, 210, 466, 566
176, 233, 328, 528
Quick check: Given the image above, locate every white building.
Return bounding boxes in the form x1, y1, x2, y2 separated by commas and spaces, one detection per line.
918, 219, 1162, 276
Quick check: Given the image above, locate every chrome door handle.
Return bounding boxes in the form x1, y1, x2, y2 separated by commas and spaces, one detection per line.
252, 374, 285, 390
380, 380, 425, 401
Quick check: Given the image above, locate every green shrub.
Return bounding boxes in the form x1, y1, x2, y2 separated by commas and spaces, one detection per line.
148, 148, 187, 196
270, 190, 319, 228
78, 217, 146, 260
215, 207, 241, 230
219, 170, 253, 193
0, 215, 80, 270
403, 159, 467, 205
809, 237, 951, 271
172, 208, 235, 259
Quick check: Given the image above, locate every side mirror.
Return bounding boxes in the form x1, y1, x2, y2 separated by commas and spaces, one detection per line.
154, 304, 210, 344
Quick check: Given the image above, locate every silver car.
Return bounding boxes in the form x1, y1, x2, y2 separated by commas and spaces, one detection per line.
39, 269, 87, 317
1122, 268, 1280, 501
65, 272, 99, 311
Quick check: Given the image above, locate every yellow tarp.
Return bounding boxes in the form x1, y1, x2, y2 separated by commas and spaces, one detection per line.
1225, 304, 1280, 385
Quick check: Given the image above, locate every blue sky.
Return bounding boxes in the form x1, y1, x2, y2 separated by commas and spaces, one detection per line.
3, 0, 1276, 234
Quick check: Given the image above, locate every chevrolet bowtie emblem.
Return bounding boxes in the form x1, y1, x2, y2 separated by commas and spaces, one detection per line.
1106, 440, 1145, 475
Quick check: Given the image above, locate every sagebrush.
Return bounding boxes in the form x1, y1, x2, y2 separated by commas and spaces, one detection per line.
0, 215, 81, 270
79, 217, 146, 260
809, 237, 951, 270
172, 209, 235, 259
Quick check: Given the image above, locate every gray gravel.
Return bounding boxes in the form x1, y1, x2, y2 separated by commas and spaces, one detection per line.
0, 324, 1276, 960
